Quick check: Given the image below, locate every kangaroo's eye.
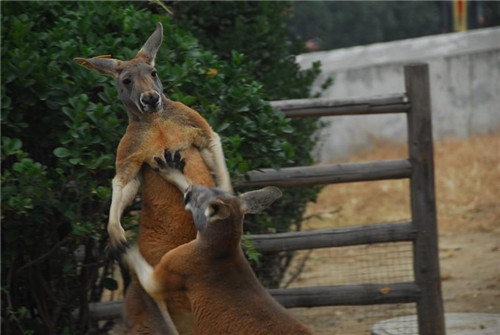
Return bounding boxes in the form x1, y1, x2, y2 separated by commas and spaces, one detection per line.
151, 71, 157, 78
122, 78, 132, 85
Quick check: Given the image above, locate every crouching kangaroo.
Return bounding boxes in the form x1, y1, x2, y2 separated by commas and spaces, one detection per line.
74, 23, 232, 334
125, 153, 312, 335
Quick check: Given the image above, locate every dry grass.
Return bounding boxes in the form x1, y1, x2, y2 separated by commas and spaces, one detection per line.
289, 133, 500, 334
303, 133, 500, 233
433, 134, 500, 232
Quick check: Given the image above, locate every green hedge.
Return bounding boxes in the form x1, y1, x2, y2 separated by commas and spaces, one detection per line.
1, 2, 322, 334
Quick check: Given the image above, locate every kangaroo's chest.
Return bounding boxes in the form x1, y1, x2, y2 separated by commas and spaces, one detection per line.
151, 120, 198, 149
136, 120, 201, 160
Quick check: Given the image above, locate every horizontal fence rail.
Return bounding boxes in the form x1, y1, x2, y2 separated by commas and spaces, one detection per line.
79, 282, 421, 320
240, 159, 412, 188
82, 222, 417, 320
270, 282, 421, 308
80, 301, 122, 321
251, 221, 417, 253
270, 93, 410, 118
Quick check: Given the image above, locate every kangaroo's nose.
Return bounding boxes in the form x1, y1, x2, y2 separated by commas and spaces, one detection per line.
140, 91, 160, 107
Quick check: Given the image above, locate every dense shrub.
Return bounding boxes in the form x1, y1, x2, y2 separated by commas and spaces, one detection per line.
1, 1, 322, 334
168, 1, 321, 100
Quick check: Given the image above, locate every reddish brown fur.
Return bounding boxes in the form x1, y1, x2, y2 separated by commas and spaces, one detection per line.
75, 24, 231, 335
138, 189, 312, 335
118, 103, 216, 334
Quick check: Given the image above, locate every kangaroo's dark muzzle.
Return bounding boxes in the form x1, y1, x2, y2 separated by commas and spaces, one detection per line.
140, 91, 161, 113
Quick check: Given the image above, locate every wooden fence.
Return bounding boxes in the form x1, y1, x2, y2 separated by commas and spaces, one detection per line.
243, 63, 445, 335
87, 64, 445, 335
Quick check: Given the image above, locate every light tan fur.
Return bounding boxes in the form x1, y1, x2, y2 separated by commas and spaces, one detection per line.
75, 23, 232, 335
126, 180, 312, 335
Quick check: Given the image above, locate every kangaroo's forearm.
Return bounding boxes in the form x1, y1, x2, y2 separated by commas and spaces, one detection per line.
108, 176, 141, 246
156, 169, 190, 193
202, 133, 233, 193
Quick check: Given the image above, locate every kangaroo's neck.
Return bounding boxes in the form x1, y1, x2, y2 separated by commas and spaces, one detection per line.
197, 225, 243, 258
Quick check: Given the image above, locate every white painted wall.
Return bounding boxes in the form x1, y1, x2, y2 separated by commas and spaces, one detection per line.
297, 27, 500, 162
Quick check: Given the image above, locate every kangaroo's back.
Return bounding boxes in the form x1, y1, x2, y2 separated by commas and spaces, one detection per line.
186, 249, 310, 335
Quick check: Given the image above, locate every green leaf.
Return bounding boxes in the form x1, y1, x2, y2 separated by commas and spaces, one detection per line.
95, 186, 111, 199
88, 154, 113, 169
241, 233, 261, 264
69, 157, 82, 165
179, 95, 197, 106
53, 147, 70, 158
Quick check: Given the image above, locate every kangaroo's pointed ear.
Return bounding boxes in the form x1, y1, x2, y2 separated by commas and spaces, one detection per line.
135, 23, 163, 66
74, 56, 122, 78
239, 186, 282, 214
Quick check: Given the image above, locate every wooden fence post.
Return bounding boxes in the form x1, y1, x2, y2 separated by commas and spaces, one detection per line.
405, 63, 446, 335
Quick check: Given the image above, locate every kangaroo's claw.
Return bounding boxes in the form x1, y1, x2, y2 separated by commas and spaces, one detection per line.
155, 156, 166, 169
109, 237, 131, 263
173, 150, 180, 164
164, 149, 185, 172
172, 150, 185, 172
165, 150, 173, 165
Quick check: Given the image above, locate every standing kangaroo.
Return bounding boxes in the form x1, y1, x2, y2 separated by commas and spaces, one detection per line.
74, 23, 232, 334
125, 155, 312, 335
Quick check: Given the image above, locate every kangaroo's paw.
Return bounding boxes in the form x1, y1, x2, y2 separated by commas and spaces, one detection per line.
152, 150, 189, 193
109, 239, 131, 263
107, 224, 130, 261
154, 149, 186, 173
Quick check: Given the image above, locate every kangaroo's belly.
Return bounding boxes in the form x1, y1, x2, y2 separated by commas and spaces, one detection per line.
130, 135, 214, 335
138, 146, 214, 265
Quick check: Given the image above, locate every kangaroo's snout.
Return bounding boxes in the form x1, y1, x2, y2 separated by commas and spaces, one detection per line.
140, 91, 161, 113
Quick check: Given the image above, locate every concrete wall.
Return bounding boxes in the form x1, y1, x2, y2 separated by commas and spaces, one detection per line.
297, 28, 500, 162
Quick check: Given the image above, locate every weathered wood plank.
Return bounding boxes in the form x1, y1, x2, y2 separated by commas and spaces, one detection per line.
78, 282, 421, 319
270, 282, 421, 308
74, 301, 122, 321
251, 221, 416, 253
405, 63, 445, 335
270, 93, 410, 118
240, 159, 412, 188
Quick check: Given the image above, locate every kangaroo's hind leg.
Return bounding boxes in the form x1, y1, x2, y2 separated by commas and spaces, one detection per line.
124, 246, 180, 335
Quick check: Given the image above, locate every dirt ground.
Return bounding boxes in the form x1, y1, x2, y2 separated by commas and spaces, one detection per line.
285, 133, 500, 334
